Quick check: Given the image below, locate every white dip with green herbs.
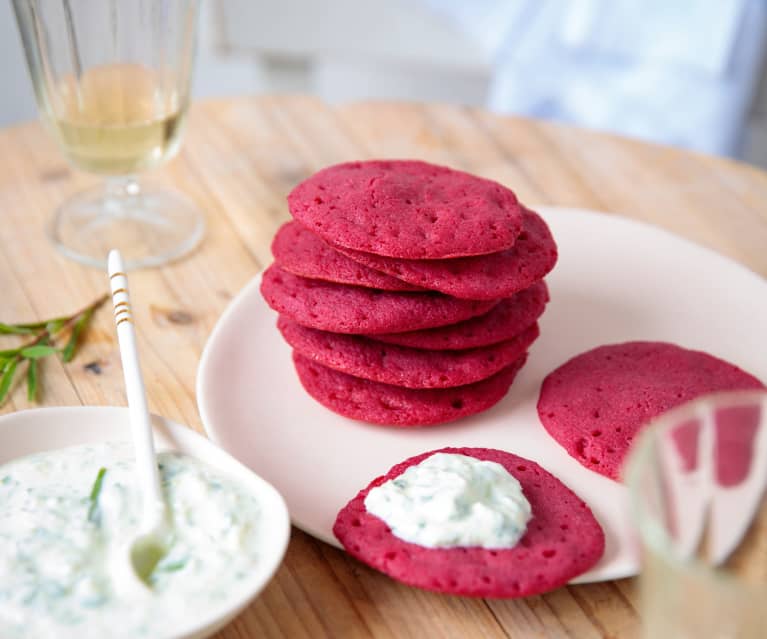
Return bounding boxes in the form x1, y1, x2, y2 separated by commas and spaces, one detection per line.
364, 452, 532, 549
0, 441, 263, 638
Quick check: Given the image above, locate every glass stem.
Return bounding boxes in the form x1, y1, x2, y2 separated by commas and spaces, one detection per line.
103, 176, 141, 218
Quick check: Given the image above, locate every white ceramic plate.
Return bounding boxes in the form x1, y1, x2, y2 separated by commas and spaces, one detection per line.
0, 406, 291, 639
197, 206, 767, 584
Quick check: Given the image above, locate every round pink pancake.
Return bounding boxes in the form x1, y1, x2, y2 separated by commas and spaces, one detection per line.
333, 447, 605, 597
261, 265, 498, 334
537, 341, 765, 481
333, 208, 557, 300
280, 316, 539, 388
288, 160, 523, 259
272, 221, 423, 291
293, 352, 526, 426
374, 281, 549, 350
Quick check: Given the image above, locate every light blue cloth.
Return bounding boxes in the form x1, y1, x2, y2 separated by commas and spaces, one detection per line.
424, 0, 767, 156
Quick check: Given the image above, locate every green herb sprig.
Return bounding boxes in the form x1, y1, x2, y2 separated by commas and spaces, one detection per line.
87, 467, 108, 525
0, 293, 108, 406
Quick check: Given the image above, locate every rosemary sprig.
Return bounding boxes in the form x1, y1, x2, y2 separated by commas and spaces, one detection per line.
0, 293, 108, 406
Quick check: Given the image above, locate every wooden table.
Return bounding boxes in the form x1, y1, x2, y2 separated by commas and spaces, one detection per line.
1, 97, 766, 639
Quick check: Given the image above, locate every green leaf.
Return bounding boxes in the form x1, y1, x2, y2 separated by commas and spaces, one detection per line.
158, 557, 188, 572
0, 359, 19, 405
62, 307, 96, 363
45, 318, 67, 334
0, 294, 107, 406
15, 315, 67, 330
26, 359, 38, 402
20, 345, 58, 359
87, 467, 108, 525
0, 323, 36, 335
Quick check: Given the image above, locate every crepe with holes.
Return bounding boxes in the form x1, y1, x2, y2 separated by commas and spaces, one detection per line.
333, 447, 605, 597
261, 265, 498, 335
333, 208, 557, 300
288, 160, 523, 259
272, 220, 424, 292
280, 317, 538, 388
373, 281, 549, 351
537, 341, 765, 481
292, 353, 526, 426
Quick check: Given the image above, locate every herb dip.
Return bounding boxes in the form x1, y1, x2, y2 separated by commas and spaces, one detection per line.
0, 441, 263, 638
364, 452, 532, 549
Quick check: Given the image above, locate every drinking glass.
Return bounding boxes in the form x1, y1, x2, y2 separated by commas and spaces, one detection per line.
13, 0, 203, 269
626, 390, 767, 639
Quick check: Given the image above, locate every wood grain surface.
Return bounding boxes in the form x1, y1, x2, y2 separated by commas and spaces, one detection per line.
1, 96, 766, 639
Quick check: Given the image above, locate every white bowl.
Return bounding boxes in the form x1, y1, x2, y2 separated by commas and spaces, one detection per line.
0, 406, 291, 639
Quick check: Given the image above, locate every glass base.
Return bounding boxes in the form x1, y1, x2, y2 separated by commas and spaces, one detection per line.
49, 178, 205, 269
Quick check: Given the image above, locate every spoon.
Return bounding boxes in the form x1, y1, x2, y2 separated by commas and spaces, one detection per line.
108, 249, 169, 586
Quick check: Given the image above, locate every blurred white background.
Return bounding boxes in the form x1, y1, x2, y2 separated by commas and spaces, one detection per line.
3, 0, 767, 166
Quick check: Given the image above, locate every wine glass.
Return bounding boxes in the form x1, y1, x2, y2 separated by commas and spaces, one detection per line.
13, 0, 204, 269
626, 390, 767, 638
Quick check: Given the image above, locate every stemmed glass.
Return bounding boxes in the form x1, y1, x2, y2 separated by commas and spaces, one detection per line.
13, 0, 204, 269
626, 390, 767, 638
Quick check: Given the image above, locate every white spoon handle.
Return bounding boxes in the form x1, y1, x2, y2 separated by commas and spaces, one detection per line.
108, 250, 164, 518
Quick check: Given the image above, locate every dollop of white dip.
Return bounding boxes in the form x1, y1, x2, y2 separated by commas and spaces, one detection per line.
0, 441, 263, 639
364, 452, 532, 549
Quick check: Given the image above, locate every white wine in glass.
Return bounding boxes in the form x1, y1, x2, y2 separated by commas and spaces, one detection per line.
14, 0, 203, 269
48, 64, 187, 175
